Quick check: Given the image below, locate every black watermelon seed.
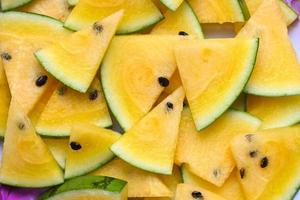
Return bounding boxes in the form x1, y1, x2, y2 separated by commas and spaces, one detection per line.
18, 122, 25, 130
35, 75, 48, 87
213, 169, 220, 178
239, 168, 245, 179
89, 89, 98, 100
93, 23, 103, 34
166, 102, 173, 110
178, 31, 189, 36
260, 157, 269, 168
191, 191, 203, 199
1, 52, 12, 61
249, 150, 257, 158
158, 77, 169, 87
70, 142, 82, 150
57, 87, 67, 96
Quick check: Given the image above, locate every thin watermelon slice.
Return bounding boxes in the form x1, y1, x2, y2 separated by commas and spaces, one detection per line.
43, 138, 69, 169
64, 0, 163, 34
0, 60, 10, 137
160, 0, 184, 11
0, 99, 63, 187
65, 125, 120, 179
247, 95, 300, 129
238, 0, 300, 96
182, 166, 245, 200
101, 35, 182, 131
175, 38, 258, 130
188, 0, 249, 23
176, 107, 261, 186
151, 1, 203, 38
92, 158, 172, 198
111, 87, 185, 175
36, 11, 123, 93
36, 79, 112, 137
39, 176, 128, 200
174, 183, 226, 200
231, 125, 300, 200
1, 0, 32, 11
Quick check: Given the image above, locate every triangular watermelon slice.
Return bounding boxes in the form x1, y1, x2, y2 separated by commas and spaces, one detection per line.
175, 38, 258, 130
0, 99, 63, 187
35, 11, 123, 92
0, 59, 10, 137
65, 125, 120, 179
111, 87, 185, 175
92, 158, 172, 198
238, 0, 300, 96
36, 78, 112, 137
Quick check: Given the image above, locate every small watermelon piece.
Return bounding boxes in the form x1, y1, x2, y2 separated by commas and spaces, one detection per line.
39, 176, 128, 200
36, 11, 123, 93
111, 87, 185, 175
174, 183, 226, 200
1, 0, 32, 11
101, 35, 181, 131
0, 99, 63, 187
0, 60, 10, 137
188, 0, 249, 23
230, 93, 247, 111
159, 0, 184, 11
247, 95, 300, 129
36, 79, 112, 137
43, 138, 69, 169
65, 125, 120, 179
238, 0, 300, 96
176, 107, 261, 186
231, 125, 300, 200
175, 38, 258, 130
151, 1, 203, 38
64, 0, 163, 34
92, 158, 172, 198
182, 165, 245, 200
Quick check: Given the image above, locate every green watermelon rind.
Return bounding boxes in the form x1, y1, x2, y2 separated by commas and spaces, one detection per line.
67, 0, 78, 6
159, 0, 184, 11
1, 0, 32, 11
278, 0, 298, 26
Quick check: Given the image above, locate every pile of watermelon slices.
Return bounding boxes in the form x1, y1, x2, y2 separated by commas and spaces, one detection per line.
0, 0, 299, 199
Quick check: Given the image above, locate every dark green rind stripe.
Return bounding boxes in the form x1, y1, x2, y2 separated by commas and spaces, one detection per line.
238, 0, 250, 20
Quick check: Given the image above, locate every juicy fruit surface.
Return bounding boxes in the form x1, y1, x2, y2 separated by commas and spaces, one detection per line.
176, 108, 261, 186
111, 87, 185, 175
36, 11, 123, 93
39, 176, 128, 200
65, 125, 120, 179
231, 126, 300, 200
175, 38, 258, 130
0, 60, 10, 136
101, 35, 181, 131
239, 0, 300, 96
188, 0, 247, 23
0, 100, 63, 187
36, 79, 112, 137
92, 158, 172, 198
151, 1, 203, 38
43, 138, 69, 169
64, 0, 163, 34
1, 0, 31, 11
160, 0, 184, 11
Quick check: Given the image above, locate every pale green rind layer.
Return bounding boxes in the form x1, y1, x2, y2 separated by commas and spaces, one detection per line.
186, 1, 204, 38
67, 0, 78, 6
160, 0, 184, 11
279, 0, 298, 25
1, 0, 32, 11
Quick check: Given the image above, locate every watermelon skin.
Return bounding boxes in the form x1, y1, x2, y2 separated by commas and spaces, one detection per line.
1, 0, 32, 11
159, 0, 184, 11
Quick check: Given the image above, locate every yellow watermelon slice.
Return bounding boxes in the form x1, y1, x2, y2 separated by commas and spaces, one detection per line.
36, 11, 123, 93
36, 79, 112, 137
175, 38, 258, 130
176, 107, 261, 186
0, 99, 63, 187
92, 158, 172, 198
231, 125, 300, 200
0, 60, 10, 137
238, 0, 300, 96
64, 0, 163, 34
111, 87, 185, 175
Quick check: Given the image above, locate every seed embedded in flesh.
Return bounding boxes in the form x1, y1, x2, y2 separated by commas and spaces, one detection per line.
35, 75, 48, 87
57, 87, 67, 96
93, 23, 103, 34
89, 89, 98, 100
70, 142, 82, 150
245, 134, 254, 142
240, 168, 245, 179
260, 157, 269, 168
166, 102, 174, 110
158, 77, 169, 87
249, 150, 257, 158
213, 169, 220, 178
191, 191, 203, 199
1, 52, 12, 61
18, 122, 25, 130
178, 31, 189, 36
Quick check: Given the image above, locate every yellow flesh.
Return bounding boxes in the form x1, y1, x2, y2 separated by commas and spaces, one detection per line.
101, 35, 182, 131
65, 125, 120, 179
64, 0, 163, 34
188, 0, 245, 23
111, 87, 185, 175
36, 11, 123, 92
247, 95, 300, 129
175, 183, 226, 200
175, 38, 257, 130
182, 166, 245, 200
176, 108, 261, 186
36, 79, 111, 137
0, 100, 63, 187
238, 0, 300, 96
231, 126, 300, 200
92, 158, 172, 198
0, 60, 10, 137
